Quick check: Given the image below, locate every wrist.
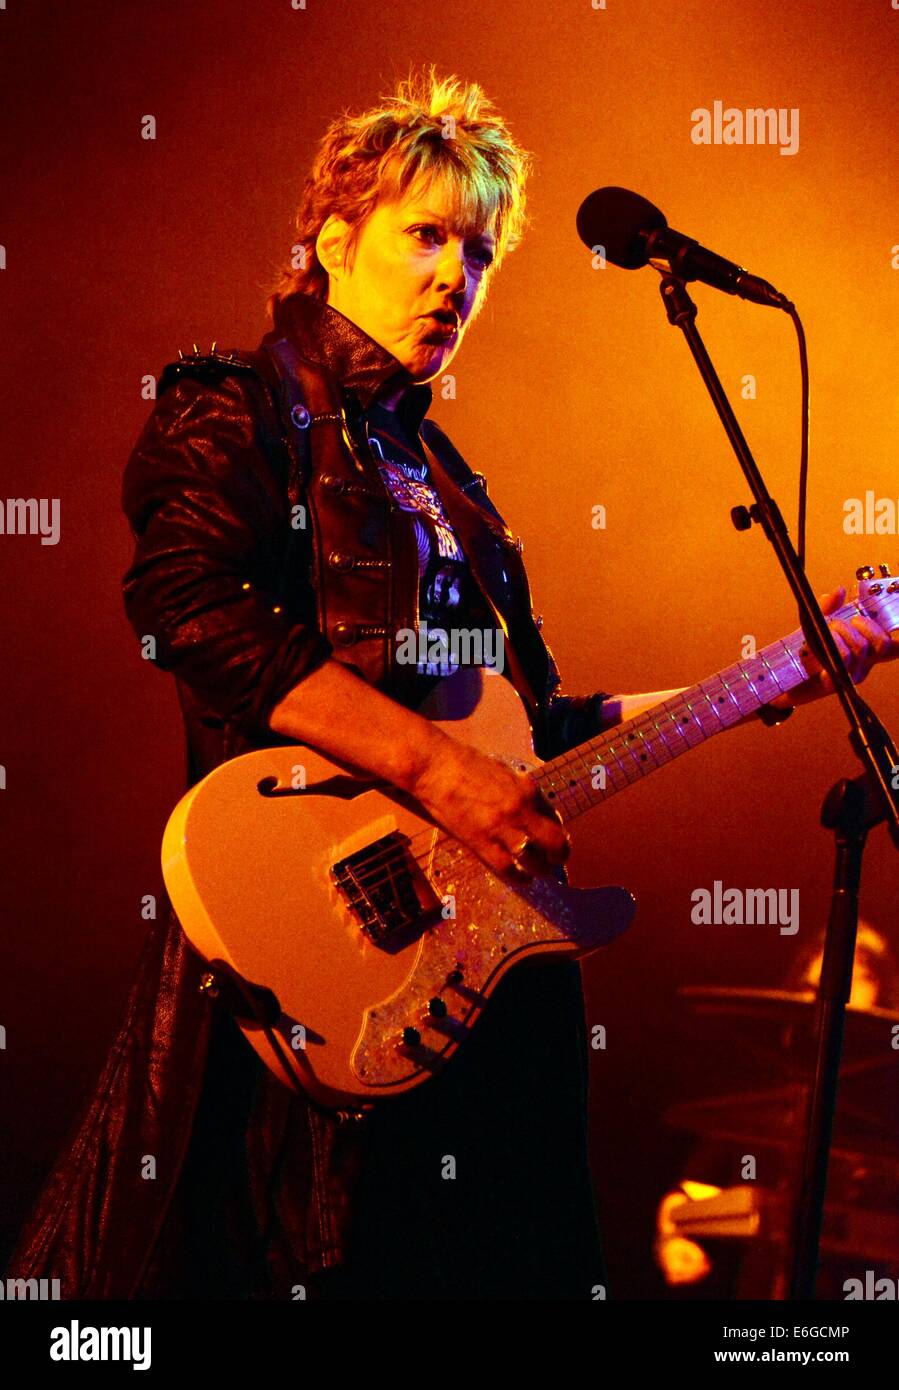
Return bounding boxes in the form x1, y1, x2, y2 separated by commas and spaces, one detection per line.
396, 722, 454, 799
599, 697, 622, 730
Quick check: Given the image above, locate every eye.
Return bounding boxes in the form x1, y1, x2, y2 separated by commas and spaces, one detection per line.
466, 242, 495, 268
408, 223, 443, 246
407, 224, 494, 268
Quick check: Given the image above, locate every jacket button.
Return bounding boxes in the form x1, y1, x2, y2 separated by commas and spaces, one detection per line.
331, 621, 359, 645
319, 474, 345, 493
328, 550, 355, 571
290, 404, 311, 429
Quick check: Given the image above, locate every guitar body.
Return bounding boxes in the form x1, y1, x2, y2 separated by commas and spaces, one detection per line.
160, 569, 898, 1107
162, 666, 635, 1108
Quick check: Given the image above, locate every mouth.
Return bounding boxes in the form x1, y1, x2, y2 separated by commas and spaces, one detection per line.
421, 309, 460, 340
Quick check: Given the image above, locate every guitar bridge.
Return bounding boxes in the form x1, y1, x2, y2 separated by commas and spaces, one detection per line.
331, 831, 442, 947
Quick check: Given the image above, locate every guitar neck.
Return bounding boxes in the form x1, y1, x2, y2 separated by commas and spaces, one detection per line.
534, 598, 867, 825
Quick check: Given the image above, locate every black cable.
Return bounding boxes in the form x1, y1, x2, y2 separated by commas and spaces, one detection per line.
787, 303, 810, 571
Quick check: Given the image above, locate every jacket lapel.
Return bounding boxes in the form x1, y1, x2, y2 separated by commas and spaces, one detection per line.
418, 435, 546, 725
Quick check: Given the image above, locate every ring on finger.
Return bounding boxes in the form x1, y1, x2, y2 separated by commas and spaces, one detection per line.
510, 835, 535, 871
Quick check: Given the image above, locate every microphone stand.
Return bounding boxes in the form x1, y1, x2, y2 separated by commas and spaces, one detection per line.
654, 273, 899, 1300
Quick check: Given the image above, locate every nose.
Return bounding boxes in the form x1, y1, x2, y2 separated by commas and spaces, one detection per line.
433, 236, 471, 304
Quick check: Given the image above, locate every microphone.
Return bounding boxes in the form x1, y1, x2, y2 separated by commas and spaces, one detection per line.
576, 186, 791, 311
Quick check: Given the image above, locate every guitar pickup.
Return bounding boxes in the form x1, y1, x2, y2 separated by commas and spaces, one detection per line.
332, 831, 442, 947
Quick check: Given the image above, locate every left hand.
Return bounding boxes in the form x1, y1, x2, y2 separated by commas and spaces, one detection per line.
771, 585, 899, 709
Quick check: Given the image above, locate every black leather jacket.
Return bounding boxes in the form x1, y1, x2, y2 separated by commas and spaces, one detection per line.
5, 292, 611, 1297
122, 290, 609, 773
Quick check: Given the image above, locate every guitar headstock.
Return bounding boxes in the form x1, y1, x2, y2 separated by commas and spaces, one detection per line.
854, 564, 899, 633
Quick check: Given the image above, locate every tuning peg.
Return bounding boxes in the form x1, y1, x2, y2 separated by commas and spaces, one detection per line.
879, 563, 892, 577
210, 340, 217, 355
856, 565, 875, 580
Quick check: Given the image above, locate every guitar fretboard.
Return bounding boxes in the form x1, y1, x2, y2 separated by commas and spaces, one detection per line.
533, 600, 866, 824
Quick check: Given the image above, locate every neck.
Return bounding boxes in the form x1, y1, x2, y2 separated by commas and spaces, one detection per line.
532, 602, 869, 826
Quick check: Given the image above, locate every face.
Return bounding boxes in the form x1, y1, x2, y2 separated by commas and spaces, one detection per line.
318, 176, 497, 382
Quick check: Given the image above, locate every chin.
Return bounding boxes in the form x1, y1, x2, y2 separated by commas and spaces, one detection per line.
410, 349, 454, 382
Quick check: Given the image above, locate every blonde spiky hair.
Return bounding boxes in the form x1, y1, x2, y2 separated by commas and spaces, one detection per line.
266, 65, 532, 314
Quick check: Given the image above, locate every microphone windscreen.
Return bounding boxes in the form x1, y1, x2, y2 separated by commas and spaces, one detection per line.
575, 186, 667, 269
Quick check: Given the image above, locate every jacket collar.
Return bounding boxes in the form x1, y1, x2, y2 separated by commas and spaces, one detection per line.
265, 291, 433, 435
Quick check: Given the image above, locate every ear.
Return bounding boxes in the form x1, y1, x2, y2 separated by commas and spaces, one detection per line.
316, 214, 351, 279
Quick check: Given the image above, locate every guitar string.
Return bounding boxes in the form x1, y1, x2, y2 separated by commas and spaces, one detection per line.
327, 402, 891, 898
325, 628, 817, 900
324, 613, 861, 898
341, 406, 890, 886
318, 599, 882, 902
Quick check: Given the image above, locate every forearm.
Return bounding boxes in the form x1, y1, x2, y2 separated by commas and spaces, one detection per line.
268, 658, 448, 793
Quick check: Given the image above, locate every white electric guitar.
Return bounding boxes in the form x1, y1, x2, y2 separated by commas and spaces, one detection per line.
161, 570, 899, 1109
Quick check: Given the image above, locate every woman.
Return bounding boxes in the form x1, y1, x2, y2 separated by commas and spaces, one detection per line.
6, 67, 888, 1302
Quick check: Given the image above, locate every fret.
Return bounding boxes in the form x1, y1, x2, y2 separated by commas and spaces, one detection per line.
691, 688, 728, 737
644, 716, 675, 764
666, 700, 706, 749
627, 716, 676, 770
760, 640, 799, 693
531, 593, 899, 826
628, 720, 667, 770
741, 659, 772, 705
779, 636, 812, 688
535, 617, 830, 825
540, 756, 600, 812
601, 737, 639, 786
561, 750, 594, 815
617, 726, 656, 775
727, 665, 763, 717
649, 708, 689, 759
650, 711, 684, 758
697, 675, 742, 727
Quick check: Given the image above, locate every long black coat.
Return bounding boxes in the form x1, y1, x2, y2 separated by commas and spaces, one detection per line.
6, 293, 612, 1299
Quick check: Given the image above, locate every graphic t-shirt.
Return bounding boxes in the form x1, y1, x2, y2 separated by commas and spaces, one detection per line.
364, 400, 499, 682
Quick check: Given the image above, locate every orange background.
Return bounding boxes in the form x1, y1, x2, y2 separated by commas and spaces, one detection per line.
2, 0, 897, 1293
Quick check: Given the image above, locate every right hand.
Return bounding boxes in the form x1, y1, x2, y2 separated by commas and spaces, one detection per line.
408, 731, 570, 879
